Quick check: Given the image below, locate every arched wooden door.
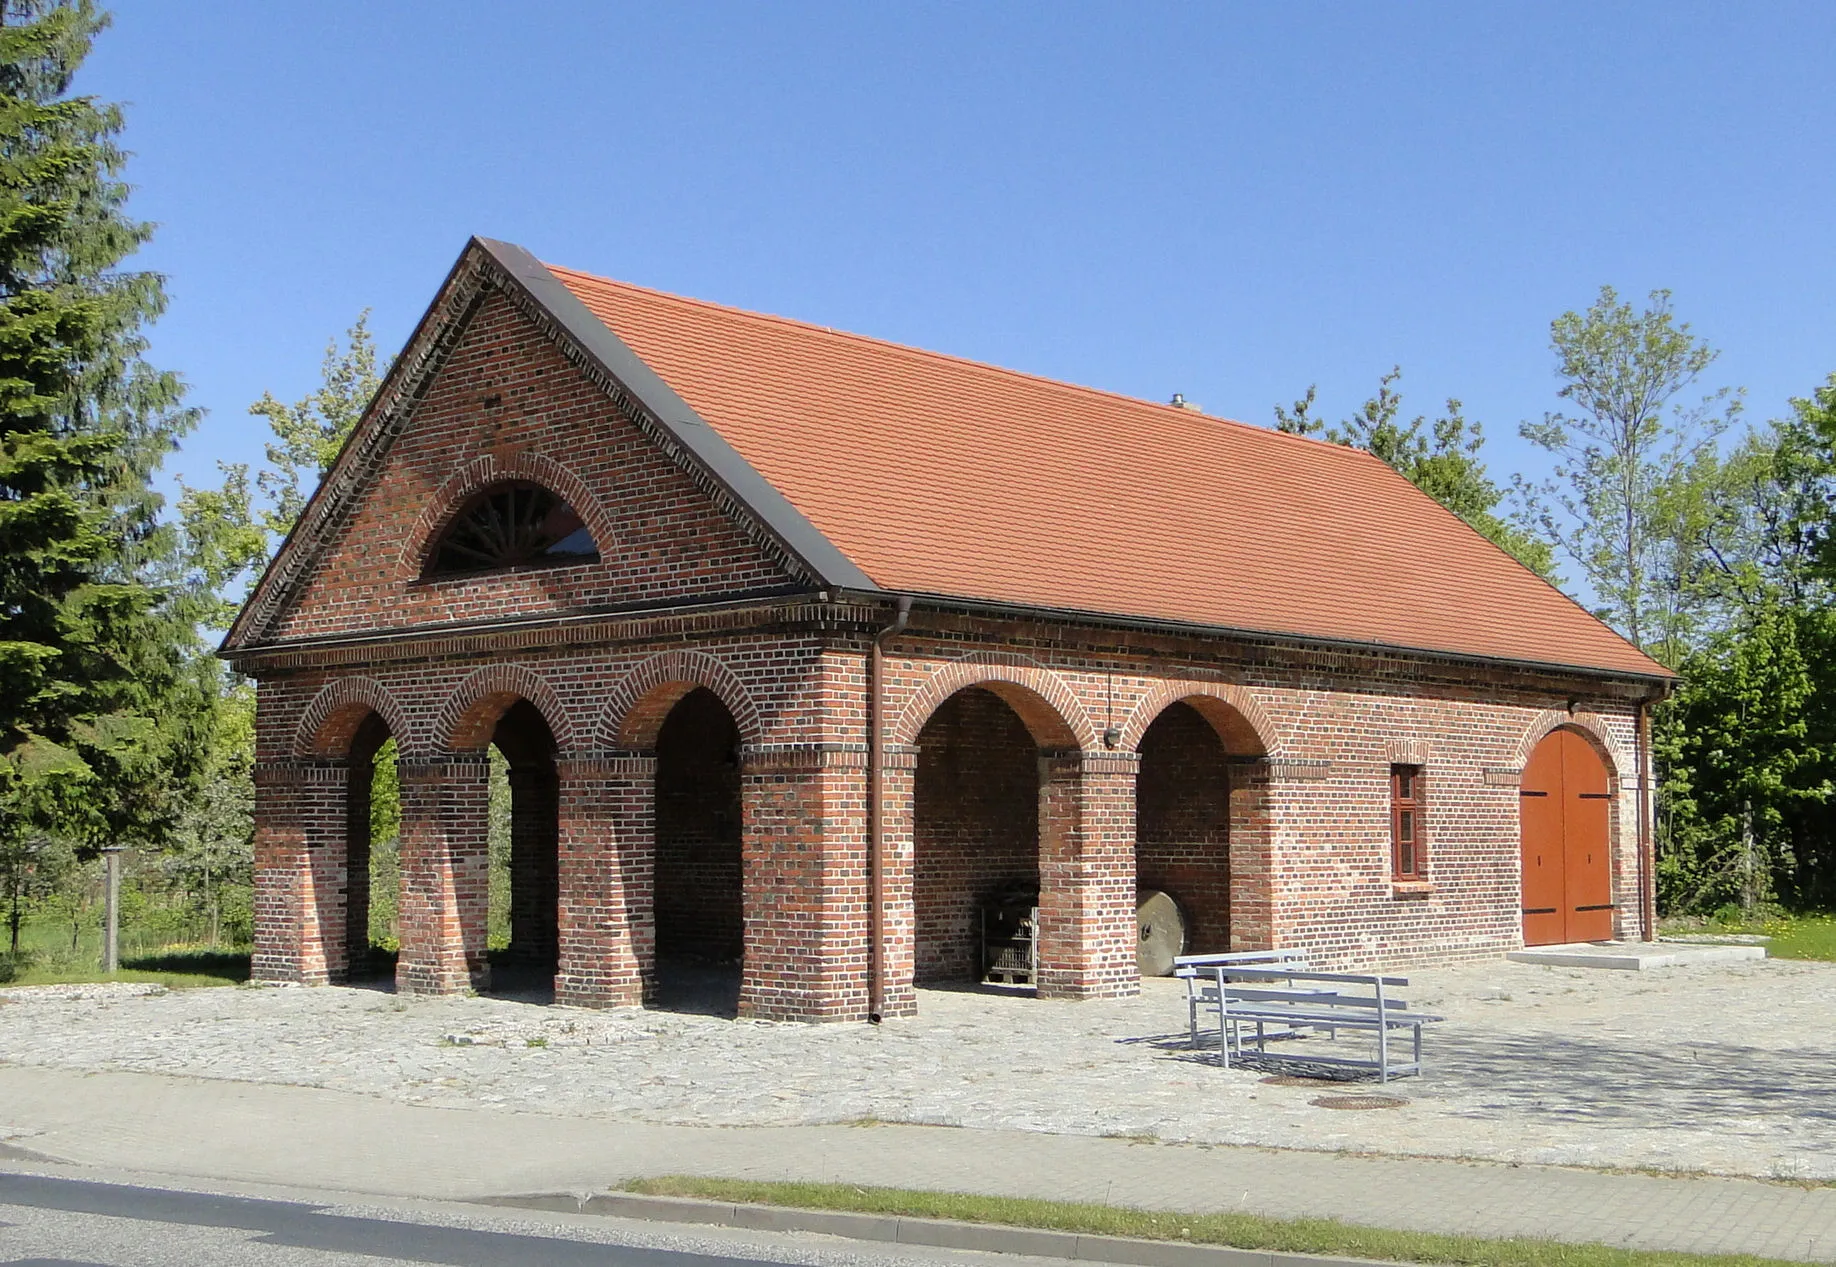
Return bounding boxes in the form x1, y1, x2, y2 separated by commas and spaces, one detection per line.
1520, 729, 1614, 945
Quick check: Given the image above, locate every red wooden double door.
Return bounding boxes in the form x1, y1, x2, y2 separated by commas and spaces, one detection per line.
1519, 728, 1614, 946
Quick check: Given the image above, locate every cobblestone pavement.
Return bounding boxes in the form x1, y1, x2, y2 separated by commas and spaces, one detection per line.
1, 955, 1830, 1182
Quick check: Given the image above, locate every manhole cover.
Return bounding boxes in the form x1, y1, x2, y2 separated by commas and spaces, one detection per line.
1310, 1094, 1409, 1110
1260, 1075, 1339, 1087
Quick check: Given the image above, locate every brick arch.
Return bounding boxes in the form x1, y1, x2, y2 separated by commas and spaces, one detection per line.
1512, 710, 1625, 784
399, 448, 617, 577
293, 676, 418, 759
1119, 680, 1277, 756
432, 663, 581, 756
893, 652, 1096, 749
597, 650, 765, 752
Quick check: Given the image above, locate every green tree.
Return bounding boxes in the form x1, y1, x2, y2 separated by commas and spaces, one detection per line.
164, 681, 253, 946
1653, 380, 1836, 914
1519, 286, 1740, 662
1276, 367, 1554, 576
1657, 602, 1835, 914
0, 1, 208, 864
252, 312, 380, 538
173, 313, 383, 625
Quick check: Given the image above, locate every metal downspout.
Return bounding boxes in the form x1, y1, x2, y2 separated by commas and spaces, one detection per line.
868, 596, 912, 1023
1635, 695, 1656, 942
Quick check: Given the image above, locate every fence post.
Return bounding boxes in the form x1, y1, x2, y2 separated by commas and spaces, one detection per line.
100, 846, 122, 974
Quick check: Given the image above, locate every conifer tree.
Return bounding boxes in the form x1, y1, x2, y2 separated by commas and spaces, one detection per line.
0, 1, 207, 855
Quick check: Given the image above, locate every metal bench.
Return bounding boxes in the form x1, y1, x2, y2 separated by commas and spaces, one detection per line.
1174, 959, 1443, 1083
1174, 950, 1311, 1048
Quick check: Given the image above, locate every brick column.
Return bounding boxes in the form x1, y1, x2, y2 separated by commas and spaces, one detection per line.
877, 742, 919, 1019
507, 764, 561, 965
251, 762, 350, 985
1228, 758, 1275, 951
1036, 748, 1140, 1000
396, 757, 490, 996
738, 744, 871, 1022
554, 754, 654, 1008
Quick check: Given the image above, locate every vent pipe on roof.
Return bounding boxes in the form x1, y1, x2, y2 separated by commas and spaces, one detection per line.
1169, 393, 1203, 412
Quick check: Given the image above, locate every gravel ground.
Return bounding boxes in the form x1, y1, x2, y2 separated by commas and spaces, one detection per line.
1, 956, 1830, 1182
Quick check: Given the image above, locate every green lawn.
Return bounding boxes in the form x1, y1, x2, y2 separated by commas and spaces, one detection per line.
622, 1177, 1804, 1267
2, 920, 249, 989
1661, 912, 1836, 961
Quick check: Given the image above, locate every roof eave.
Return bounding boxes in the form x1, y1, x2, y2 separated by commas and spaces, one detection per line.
840, 588, 1676, 691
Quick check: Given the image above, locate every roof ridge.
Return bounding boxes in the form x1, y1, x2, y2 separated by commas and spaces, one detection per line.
544, 262, 1357, 460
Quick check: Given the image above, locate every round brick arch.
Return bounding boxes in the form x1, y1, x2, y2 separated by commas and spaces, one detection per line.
432, 663, 581, 756
293, 676, 418, 759
597, 650, 765, 752
399, 448, 618, 578
1511, 710, 1625, 784
1119, 680, 1278, 756
892, 653, 1096, 749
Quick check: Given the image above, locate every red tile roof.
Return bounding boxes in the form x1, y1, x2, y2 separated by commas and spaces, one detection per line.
552, 264, 1668, 680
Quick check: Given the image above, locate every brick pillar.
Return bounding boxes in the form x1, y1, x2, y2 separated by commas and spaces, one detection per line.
251, 763, 349, 985
738, 744, 870, 1022
396, 757, 490, 996
1228, 758, 1275, 951
877, 743, 919, 1019
554, 754, 654, 1008
507, 764, 560, 965
1036, 748, 1140, 1000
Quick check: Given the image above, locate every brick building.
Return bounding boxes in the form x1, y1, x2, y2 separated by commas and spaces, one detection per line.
225, 237, 1673, 1022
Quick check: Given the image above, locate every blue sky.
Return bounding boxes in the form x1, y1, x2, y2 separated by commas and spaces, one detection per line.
90, 3, 1836, 512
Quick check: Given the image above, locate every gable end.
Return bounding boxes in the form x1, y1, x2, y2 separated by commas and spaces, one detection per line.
225, 237, 876, 654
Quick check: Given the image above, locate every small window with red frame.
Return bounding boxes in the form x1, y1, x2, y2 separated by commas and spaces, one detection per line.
1390, 764, 1426, 881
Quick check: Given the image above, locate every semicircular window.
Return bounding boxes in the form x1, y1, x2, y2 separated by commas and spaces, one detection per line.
425, 482, 599, 576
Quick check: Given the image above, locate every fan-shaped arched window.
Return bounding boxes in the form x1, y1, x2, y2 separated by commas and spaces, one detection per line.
424, 482, 599, 577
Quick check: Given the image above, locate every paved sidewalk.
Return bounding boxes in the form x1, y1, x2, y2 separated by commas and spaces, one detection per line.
1, 1065, 1830, 1262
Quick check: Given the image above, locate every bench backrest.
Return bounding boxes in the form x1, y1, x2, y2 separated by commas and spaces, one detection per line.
1180, 963, 1411, 1013
1173, 949, 1309, 969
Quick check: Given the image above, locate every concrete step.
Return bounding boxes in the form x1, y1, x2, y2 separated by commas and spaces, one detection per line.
1506, 940, 1766, 970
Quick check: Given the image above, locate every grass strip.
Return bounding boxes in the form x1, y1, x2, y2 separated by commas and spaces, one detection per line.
0, 948, 248, 990
623, 1176, 1800, 1267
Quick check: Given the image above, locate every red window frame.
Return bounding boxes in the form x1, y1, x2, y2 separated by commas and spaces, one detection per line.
1390, 764, 1426, 881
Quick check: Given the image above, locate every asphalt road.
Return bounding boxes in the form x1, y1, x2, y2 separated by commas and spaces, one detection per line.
0, 1173, 1058, 1267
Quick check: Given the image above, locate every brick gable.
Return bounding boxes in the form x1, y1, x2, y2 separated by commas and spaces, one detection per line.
270, 288, 800, 642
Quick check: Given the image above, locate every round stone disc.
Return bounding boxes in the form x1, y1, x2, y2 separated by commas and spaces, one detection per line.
1135, 889, 1187, 977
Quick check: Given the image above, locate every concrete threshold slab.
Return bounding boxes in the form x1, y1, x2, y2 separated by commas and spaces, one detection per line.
478, 1191, 1392, 1267
1506, 940, 1766, 970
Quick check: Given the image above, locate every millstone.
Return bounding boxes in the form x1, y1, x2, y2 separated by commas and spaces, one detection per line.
1135, 889, 1186, 977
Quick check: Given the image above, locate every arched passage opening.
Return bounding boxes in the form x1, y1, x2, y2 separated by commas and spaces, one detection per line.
488, 700, 561, 987
1521, 726, 1616, 946
435, 685, 565, 1000
1135, 703, 1230, 971
344, 713, 401, 980
913, 685, 1061, 988
1130, 692, 1272, 972
294, 685, 412, 987
653, 686, 745, 1014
